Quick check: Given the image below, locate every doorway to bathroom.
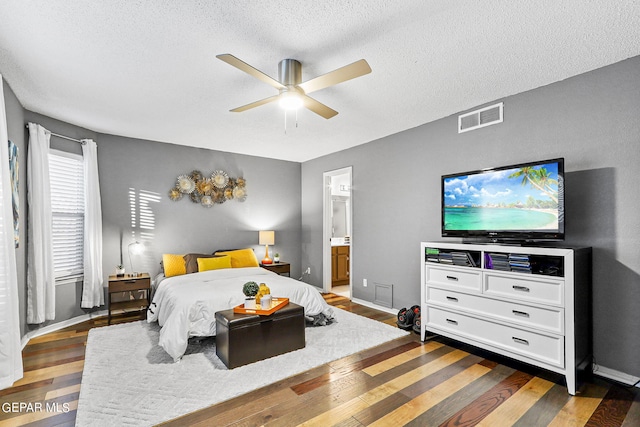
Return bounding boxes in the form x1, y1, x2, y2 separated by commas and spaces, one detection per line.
322, 167, 352, 298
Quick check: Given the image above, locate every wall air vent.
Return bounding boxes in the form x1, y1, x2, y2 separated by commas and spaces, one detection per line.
458, 102, 503, 133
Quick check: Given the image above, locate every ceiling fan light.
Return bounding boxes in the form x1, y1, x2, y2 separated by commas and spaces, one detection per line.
279, 92, 303, 110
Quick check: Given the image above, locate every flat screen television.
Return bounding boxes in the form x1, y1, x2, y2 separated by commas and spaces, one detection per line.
441, 158, 565, 242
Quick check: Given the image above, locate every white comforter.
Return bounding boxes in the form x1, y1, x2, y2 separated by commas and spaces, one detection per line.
147, 267, 334, 361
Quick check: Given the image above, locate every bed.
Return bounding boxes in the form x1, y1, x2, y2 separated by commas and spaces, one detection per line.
147, 264, 334, 362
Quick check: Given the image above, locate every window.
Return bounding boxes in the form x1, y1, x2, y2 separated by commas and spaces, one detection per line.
49, 149, 84, 282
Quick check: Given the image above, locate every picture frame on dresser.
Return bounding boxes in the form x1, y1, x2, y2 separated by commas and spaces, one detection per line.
420, 241, 592, 395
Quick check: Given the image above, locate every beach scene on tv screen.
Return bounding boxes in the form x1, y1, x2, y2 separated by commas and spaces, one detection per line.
443, 162, 561, 231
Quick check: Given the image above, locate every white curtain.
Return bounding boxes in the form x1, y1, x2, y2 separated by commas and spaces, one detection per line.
81, 139, 103, 308
27, 122, 55, 323
0, 75, 23, 389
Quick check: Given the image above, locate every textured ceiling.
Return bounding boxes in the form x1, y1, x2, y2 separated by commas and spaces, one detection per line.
1, 1, 639, 162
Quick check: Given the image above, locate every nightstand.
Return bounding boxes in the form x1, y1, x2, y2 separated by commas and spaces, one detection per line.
260, 262, 290, 276
108, 273, 151, 325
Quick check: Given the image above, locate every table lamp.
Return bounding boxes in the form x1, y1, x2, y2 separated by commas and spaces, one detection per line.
259, 230, 275, 265
128, 241, 144, 276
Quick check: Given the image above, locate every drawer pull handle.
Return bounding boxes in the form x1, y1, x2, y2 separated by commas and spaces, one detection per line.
512, 285, 530, 292
512, 337, 529, 345
446, 318, 458, 325
512, 310, 530, 318
446, 296, 459, 302
446, 276, 459, 281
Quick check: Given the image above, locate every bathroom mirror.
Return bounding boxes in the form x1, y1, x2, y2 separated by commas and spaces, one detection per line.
331, 196, 350, 238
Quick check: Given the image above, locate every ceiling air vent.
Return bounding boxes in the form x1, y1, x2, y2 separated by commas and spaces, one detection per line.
458, 102, 503, 133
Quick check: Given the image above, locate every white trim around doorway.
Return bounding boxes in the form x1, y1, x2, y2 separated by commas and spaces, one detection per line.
323, 166, 353, 296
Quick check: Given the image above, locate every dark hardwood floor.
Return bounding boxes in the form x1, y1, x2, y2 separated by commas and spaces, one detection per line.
1, 294, 638, 426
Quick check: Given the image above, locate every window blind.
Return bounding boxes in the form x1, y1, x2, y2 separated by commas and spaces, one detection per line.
49, 150, 84, 280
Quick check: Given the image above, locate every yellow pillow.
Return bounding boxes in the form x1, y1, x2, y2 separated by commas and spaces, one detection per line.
163, 254, 186, 277
197, 256, 232, 272
214, 248, 259, 268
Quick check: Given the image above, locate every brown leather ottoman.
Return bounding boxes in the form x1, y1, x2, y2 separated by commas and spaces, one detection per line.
215, 302, 305, 368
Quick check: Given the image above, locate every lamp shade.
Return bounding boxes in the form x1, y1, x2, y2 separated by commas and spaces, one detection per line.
128, 241, 144, 255
259, 230, 275, 246
127, 241, 144, 274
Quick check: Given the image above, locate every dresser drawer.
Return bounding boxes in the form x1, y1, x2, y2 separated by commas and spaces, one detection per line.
427, 287, 564, 334
425, 265, 481, 293
426, 306, 564, 368
484, 273, 563, 306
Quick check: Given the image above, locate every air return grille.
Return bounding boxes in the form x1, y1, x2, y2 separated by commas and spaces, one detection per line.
458, 102, 503, 133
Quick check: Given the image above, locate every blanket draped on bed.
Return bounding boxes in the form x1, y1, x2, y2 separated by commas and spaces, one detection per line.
147, 267, 334, 361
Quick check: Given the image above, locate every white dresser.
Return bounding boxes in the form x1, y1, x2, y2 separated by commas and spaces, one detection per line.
420, 241, 591, 395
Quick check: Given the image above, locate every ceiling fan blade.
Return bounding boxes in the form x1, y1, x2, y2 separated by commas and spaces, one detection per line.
302, 95, 338, 119
298, 59, 371, 94
216, 54, 285, 90
230, 94, 280, 112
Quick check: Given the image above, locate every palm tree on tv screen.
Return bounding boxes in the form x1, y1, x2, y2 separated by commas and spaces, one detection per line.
508, 166, 558, 204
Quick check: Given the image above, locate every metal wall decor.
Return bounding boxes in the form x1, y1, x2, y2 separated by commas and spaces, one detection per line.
168, 170, 247, 207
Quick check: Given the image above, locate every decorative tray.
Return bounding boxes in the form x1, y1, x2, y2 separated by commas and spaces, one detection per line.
233, 297, 289, 315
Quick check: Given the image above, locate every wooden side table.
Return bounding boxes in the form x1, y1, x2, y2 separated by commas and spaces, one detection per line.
107, 273, 151, 325
260, 262, 290, 276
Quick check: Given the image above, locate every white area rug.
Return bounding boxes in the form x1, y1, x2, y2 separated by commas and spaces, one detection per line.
76, 308, 408, 426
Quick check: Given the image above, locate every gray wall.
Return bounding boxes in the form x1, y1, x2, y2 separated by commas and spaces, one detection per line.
0, 89, 85, 336
97, 134, 302, 281
301, 56, 640, 378
4, 85, 302, 337
4, 55, 639, 378
3, 79, 27, 337
2, 89, 86, 336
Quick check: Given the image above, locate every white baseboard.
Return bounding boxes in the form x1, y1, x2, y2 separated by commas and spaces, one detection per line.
593, 364, 640, 388
21, 309, 108, 349
351, 297, 397, 315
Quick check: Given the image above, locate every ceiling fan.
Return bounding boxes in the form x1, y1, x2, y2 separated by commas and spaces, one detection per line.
216, 54, 372, 119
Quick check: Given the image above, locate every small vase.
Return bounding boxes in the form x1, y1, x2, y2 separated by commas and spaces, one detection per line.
274, 256, 280, 263
116, 268, 125, 277
244, 297, 256, 309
